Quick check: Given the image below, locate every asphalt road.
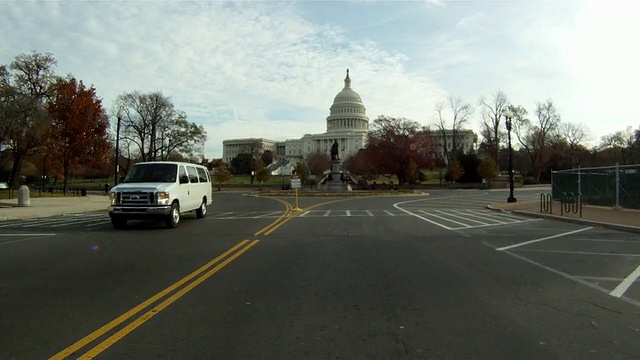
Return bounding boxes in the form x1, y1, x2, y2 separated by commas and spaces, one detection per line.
1, 188, 640, 359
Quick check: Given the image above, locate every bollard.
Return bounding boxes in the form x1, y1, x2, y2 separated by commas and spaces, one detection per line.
17, 184, 31, 207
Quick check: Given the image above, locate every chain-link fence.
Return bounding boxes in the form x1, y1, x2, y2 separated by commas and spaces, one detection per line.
552, 164, 640, 209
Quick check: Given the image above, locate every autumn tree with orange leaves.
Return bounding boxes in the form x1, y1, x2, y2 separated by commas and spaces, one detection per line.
46, 77, 110, 194
356, 116, 436, 184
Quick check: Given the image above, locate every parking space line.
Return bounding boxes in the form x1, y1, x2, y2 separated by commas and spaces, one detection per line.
516, 249, 640, 257
576, 276, 625, 282
496, 227, 592, 251
570, 238, 640, 243
490, 243, 640, 309
610, 265, 640, 298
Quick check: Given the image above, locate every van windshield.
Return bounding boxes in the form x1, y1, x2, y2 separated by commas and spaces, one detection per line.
122, 163, 178, 183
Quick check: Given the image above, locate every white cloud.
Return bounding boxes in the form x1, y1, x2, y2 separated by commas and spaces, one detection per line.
1, 0, 638, 157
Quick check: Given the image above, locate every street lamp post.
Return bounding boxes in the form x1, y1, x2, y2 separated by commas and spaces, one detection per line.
114, 113, 122, 186
503, 107, 517, 203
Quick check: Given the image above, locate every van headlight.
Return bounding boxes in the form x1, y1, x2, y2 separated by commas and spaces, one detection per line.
157, 192, 170, 205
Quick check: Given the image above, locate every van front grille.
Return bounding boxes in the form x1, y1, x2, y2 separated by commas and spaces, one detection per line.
119, 191, 155, 205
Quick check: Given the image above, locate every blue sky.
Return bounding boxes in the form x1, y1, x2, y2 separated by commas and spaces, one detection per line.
2, 0, 638, 158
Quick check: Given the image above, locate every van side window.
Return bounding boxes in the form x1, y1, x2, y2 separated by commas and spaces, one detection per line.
196, 167, 208, 183
179, 166, 189, 183
187, 166, 199, 183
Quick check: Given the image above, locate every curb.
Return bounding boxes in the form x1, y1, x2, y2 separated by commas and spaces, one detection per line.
486, 205, 640, 235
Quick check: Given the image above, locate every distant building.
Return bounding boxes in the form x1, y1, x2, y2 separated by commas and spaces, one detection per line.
221, 70, 477, 169
222, 70, 369, 168
429, 129, 478, 161
222, 138, 277, 165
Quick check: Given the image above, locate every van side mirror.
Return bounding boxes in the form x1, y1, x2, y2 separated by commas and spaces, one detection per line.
180, 175, 190, 184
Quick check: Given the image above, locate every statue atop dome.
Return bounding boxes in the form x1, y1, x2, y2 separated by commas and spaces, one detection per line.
344, 68, 351, 89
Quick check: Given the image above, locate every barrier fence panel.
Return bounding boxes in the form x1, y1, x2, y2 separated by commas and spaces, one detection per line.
552, 164, 640, 210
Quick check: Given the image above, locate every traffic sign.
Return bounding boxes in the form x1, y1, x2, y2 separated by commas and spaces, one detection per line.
291, 174, 302, 189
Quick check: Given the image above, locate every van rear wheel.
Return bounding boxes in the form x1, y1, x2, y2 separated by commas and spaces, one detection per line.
196, 198, 207, 219
165, 202, 180, 228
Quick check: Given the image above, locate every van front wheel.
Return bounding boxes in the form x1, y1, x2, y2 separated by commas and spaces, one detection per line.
196, 198, 207, 219
110, 215, 127, 229
165, 202, 180, 228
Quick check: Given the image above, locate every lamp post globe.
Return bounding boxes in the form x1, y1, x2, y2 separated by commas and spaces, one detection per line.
502, 107, 517, 203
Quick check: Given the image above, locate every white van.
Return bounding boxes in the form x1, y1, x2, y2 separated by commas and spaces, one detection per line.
108, 161, 212, 229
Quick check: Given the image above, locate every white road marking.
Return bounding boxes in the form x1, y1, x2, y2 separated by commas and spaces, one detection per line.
576, 276, 626, 282
418, 210, 471, 228
384, 210, 396, 216
436, 210, 489, 225
610, 265, 640, 298
485, 242, 640, 309
0, 233, 56, 237
516, 249, 640, 257
255, 211, 283, 218
496, 227, 593, 251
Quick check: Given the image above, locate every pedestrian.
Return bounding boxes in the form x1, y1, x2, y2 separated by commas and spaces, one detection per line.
104, 182, 110, 195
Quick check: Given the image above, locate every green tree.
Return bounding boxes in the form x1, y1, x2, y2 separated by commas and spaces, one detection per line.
0, 51, 57, 187
230, 153, 253, 175
477, 156, 499, 188
212, 165, 231, 191
255, 159, 270, 190
404, 159, 420, 186
447, 158, 464, 183
293, 162, 309, 188
456, 151, 482, 183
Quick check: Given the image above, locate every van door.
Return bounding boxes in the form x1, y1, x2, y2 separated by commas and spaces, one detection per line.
177, 165, 191, 210
185, 165, 201, 211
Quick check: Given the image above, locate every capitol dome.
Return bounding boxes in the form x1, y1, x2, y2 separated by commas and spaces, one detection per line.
326, 69, 369, 134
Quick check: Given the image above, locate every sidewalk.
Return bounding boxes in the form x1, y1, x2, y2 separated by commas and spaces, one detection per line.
0, 194, 109, 221
488, 200, 640, 234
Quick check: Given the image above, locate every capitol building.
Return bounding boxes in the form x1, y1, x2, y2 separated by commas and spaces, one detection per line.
222, 70, 477, 172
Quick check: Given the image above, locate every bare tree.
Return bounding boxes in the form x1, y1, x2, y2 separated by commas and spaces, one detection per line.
600, 126, 636, 164
512, 99, 561, 182
558, 122, 591, 166
479, 91, 508, 164
115, 91, 206, 162
434, 95, 474, 164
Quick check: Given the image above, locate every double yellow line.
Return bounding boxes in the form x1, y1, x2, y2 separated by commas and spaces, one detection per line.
50, 239, 259, 359
254, 196, 353, 236
51, 196, 353, 359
